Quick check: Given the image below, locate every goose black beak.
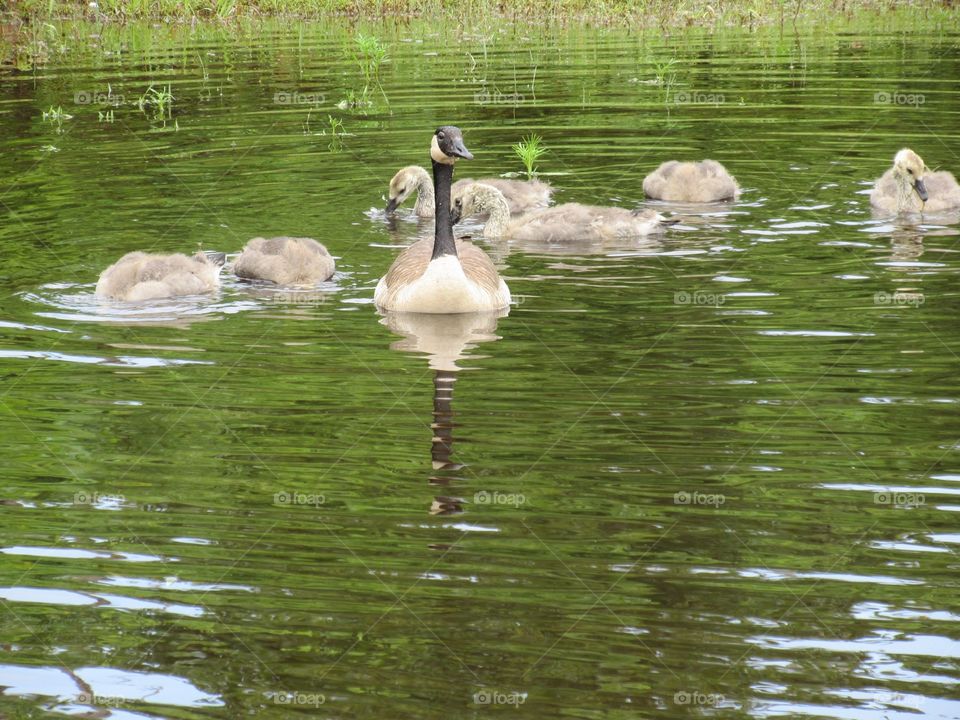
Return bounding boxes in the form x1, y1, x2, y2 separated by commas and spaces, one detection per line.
914, 178, 929, 202
385, 197, 400, 214
434, 125, 474, 161
451, 139, 473, 160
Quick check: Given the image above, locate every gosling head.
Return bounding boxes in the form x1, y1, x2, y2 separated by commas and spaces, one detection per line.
893, 148, 929, 203
430, 126, 473, 166
195, 250, 226, 276
386, 166, 421, 214
451, 183, 495, 224
195, 250, 226, 267
451, 184, 511, 237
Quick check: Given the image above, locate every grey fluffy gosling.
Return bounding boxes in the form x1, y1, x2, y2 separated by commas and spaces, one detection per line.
452, 183, 676, 241
642, 160, 740, 203
375, 127, 511, 314
386, 165, 552, 218
870, 148, 960, 215
96, 251, 225, 302
233, 237, 335, 285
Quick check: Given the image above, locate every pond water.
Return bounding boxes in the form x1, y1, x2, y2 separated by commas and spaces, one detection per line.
1, 17, 960, 719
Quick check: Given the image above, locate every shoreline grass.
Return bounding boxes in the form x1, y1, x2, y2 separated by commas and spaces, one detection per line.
2, 0, 958, 28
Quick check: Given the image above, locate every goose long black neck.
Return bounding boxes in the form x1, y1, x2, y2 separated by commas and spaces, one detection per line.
431, 159, 457, 260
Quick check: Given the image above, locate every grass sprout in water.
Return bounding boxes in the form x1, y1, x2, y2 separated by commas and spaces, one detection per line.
137, 84, 175, 121
336, 89, 371, 110
513, 134, 547, 180
327, 114, 344, 135
326, 115, 345, 151
301, 111, 346, 150
652, 57, 678, 86
354, 33, 387, 91
341, 32, 389, 110
42, 105, 72, 132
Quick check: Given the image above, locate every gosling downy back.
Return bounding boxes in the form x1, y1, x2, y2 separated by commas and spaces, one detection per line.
870, 148, 960, 215
96, 250, 225, 302
386, 165, 552, 217
463, 176, 553, 215
233, 236, 335, 285
642, 160, 740, 203
375, 127, 511, 314
452, 182, 676, 242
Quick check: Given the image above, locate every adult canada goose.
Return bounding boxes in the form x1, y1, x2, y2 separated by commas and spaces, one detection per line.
96, 251, 225, 301
374, 127, 511, 314
451, 183, 676, 242
642, 160, 740, 203
233, 236, 335, 285
386, 165, 552, 217
870, 148, 960, 214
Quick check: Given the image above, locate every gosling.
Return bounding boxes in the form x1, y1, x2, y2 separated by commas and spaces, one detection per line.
642, 160, 740, 203
870, 148, 960, 215
233, 237, 335, 285
96, 251, 225, 302
452, 183, 676, 242
386, 165, 553, 217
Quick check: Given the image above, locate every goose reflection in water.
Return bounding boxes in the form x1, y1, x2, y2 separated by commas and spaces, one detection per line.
380, 310, 506, 515
867, 192, 960, 270
873, 219, 959, 314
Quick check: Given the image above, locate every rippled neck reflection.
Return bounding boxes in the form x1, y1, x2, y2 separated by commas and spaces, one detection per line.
380, 310, 505, 515
431, 368, 459, 475
430, 369, 461, 515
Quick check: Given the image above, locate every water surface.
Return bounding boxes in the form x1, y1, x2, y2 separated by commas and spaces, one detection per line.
1, 18, 960, 719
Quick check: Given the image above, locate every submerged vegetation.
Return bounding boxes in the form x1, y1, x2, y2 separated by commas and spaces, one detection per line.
2, 0, 957, 27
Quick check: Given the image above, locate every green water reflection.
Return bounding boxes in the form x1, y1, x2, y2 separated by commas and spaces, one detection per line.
0, 18, 959, 720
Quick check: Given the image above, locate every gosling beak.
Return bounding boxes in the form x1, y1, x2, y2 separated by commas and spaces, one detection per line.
914, 178, 929, 202
450, 206, 462, 225
451, 138, 473, 160
385, 196, 399, 214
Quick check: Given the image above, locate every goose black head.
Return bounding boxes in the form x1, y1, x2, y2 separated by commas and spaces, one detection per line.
431, 126, 473, 165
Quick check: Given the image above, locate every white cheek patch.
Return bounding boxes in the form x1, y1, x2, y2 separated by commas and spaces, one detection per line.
431, 135, 456, 165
